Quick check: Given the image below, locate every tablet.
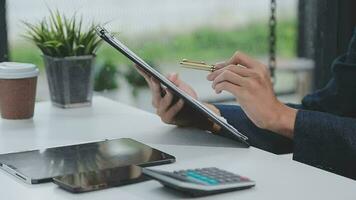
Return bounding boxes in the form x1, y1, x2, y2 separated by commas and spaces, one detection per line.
96, 26, 249, 147
53, 165, 148, 193
0, 138, 175, 184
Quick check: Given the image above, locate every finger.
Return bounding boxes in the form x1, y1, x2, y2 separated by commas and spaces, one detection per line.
208, 64, 253, 81
212, 70, 248, 89
150, 77, 162, 107
167, 73, 180, 86
135, 64, 151, 80
225, 51, 260, 69
213, 61, 227, 70
207, 65, 234, 81
231, 65, 253, 77
135, 65, 155, 90
150, 77, 161, 93
157, 90, 174, 115
163, 99, 185, 124
214, 81, 242, 95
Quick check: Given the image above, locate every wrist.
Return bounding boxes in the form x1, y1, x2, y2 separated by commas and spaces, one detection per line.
267, 102, 297, 139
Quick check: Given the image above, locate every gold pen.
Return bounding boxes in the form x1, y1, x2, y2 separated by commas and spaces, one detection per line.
180, 59, 216, 72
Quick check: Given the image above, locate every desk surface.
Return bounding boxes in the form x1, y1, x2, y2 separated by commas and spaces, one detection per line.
0, 97, 355, 200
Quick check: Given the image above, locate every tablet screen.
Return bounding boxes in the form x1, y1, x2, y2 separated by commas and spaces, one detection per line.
0, 138, 175, 183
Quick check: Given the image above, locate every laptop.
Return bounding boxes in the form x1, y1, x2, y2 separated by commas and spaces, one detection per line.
95, 26, 250, 147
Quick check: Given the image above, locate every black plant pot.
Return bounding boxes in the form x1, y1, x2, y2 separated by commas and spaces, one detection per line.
43, 55, 95, 108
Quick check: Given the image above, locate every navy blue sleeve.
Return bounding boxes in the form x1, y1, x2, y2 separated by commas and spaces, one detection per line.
214, 104, 293, 154
301, 27, 356, 117
293, 109, 356, 179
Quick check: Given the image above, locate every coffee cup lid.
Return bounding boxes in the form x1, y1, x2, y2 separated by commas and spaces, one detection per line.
0, 62, 39, 79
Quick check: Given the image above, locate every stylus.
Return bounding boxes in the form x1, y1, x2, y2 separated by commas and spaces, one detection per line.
180, 59, 216, 72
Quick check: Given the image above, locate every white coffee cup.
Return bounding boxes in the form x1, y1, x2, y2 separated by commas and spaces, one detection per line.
0, 62, 39, 119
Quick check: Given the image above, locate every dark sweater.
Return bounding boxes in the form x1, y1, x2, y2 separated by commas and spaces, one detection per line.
215, 28, 356, 180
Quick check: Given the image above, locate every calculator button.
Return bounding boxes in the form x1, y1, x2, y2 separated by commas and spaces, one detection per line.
186, 177, 209, 185
206, 179, 219, 185
186, 171, 199, 177
232, 177, 241, 181
199, 176, 209, 181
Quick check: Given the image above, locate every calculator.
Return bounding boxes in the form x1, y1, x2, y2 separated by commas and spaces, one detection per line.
142, 167, 255, 197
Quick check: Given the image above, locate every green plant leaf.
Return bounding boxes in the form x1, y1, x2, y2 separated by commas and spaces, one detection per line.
23, 9, 102, 58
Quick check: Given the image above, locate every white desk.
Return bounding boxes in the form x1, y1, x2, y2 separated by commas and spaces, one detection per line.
0, 97, 355, 200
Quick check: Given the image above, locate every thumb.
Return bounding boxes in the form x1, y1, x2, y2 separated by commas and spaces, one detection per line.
168, 73, 180, 86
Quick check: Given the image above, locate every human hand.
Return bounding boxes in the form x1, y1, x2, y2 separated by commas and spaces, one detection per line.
207, 51, 297, 138
135, 66, 221, 132
135, 66, 194, 124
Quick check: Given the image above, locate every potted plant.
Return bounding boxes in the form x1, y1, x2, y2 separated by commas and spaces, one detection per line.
24, 10, 101, 108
